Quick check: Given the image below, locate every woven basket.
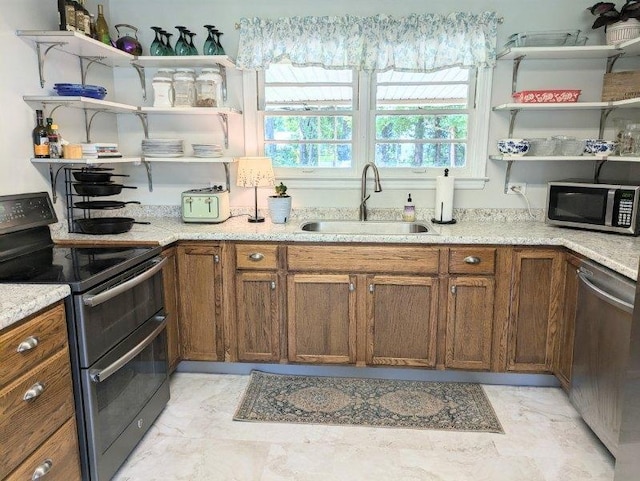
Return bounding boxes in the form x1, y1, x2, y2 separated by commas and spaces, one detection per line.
601, 71, 640, 101
606, 19, 640, 45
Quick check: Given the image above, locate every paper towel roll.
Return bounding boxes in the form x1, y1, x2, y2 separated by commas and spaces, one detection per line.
434, 171, 454, 223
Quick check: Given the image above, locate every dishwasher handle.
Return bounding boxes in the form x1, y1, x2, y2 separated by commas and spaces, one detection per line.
577, 269, 634, 314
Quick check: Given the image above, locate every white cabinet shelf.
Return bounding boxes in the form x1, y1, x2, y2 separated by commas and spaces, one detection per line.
23, 95, 138, 113
31, 157, 142, 165
133, 55, 236, 69
142, 156, 237, 163
497, 36, 640, 60
490, 155, 640, 162
139, 106, 242, 115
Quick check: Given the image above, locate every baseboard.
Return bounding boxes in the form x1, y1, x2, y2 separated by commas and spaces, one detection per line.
175, 361, 560, 387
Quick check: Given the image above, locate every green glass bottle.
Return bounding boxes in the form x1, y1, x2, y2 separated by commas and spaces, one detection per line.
95, 4, 111, 45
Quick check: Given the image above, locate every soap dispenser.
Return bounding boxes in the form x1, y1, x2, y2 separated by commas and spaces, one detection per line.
402, 193, 416, 222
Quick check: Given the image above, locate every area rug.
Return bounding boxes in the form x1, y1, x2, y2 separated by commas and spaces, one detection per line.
233, 371, 503, 433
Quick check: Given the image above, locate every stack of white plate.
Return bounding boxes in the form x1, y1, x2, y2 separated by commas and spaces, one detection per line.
192, 143, 224, 158
142, 138, 184, 158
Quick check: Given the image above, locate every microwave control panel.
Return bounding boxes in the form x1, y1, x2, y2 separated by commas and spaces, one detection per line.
615, 190, 635, 227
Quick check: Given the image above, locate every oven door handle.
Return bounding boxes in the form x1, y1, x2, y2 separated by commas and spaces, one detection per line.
89, 315, 167, 383
577, 270, 634, 313
83, 257, 167, 307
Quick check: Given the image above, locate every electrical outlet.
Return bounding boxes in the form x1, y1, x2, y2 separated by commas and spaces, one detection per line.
507, 182, 527, 195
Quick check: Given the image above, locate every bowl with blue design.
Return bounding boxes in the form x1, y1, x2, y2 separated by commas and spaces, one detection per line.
497, 139, 530, 156
584, 139, 617, 155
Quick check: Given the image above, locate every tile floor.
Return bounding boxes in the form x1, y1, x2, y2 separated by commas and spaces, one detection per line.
113, 373, 615, 481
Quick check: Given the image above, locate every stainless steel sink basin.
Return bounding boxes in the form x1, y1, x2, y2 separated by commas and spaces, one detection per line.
299, 220, 436, 235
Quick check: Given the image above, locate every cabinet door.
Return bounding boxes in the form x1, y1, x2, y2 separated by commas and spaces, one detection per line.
445, 276, 495, 370
177, 244, 224, 361
235, 271, 280, 362
365, 275, 438, 367
554, 252, 581, 389
161, 247, 181, 372
287, 274, 356, 364
508, 249, 563, 372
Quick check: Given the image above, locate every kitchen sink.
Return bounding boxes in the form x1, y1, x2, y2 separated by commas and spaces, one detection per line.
299, 220, 436, 235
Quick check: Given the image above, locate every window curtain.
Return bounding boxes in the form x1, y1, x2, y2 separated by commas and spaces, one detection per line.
236, 12, 498, 72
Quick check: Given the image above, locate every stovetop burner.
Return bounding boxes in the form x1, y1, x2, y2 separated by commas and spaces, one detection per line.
0, 245, 160, 291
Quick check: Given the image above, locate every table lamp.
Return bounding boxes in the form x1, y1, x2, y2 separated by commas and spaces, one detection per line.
236, 156, 275, 223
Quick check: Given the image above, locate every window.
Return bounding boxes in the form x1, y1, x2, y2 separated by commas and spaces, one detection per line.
254, 63, 491, 185
259, 65, 356, 170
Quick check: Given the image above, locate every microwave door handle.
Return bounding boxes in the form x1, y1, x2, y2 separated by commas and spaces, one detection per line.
89, 315, 167, 383
82, 257, 167, 307
605, 189, 616, 226
577, 270, 634, 313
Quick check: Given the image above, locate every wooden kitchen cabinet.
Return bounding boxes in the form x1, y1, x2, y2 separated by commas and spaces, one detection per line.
234, 243, 283, 362
442, 247, 506, 371
507, 248, 564, 373
553, 251, 581, 390
161, 246, 181, 372
365, 275, 438, 367
287, 273, 357, 364
177, 243, 225, 361
0, 301, 81, 480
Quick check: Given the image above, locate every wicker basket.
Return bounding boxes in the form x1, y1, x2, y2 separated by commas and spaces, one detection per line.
606, 19, 640, 45
601, 71, 640, 101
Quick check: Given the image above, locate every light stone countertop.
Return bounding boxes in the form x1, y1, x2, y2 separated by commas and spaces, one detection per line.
6, 215, 637, 333
0, 284, 70, 331
51, 215, 640, 280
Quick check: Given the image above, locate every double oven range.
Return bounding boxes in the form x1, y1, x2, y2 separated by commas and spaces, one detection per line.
0, 192, 169, 481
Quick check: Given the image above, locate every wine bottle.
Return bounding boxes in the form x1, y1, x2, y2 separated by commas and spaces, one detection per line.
32, 110, 49, 159
46, 119, 61, 159
95, 4, 111, 45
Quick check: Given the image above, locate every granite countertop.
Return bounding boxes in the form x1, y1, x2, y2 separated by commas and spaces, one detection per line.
51, 215, 640, 280
4, 215, 637, 332
0, 284, 70, 331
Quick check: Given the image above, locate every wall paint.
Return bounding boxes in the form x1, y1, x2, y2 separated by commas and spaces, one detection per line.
3, 0, 640, 217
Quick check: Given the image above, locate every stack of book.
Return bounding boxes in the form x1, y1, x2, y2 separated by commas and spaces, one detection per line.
80, 143, 122, 159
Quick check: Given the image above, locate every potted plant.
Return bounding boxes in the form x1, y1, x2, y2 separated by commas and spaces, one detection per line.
267, 182, 292, 224
587, 1, 640, 44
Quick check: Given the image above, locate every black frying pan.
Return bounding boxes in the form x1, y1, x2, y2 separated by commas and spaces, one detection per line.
73, 182, 138, 196
74, 217, 150, 235
72, 171, 129, 182
74, 200, 141, 210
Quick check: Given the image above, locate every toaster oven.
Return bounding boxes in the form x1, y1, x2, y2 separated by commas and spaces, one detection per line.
181, 187, 231, 223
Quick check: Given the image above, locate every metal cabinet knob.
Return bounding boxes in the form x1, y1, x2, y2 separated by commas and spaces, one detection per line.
31, 459, 53, 479
464, 256, 481, 265
214, 254, 220, 263
451, 285, 457, 294
17, 336, 39, 353
23, 382, 45, 402
270, 281, 276, 290
369, 284, 374, 293
349, 282, 355, 292
248, 252, 264, 262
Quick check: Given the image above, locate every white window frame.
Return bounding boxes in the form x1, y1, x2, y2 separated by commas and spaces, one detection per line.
243, 66, 492, 190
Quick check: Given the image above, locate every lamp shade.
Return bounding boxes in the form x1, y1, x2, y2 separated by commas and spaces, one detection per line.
236, 156, 275, 188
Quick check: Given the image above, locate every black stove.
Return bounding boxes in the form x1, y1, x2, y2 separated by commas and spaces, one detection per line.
0, 192, 159, 291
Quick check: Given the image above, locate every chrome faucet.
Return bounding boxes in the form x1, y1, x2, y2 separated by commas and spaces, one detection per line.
359, 162, 382, 221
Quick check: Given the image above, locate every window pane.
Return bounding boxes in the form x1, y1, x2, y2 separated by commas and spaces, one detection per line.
375, 143, 467, 168
265, 116, 352, 141
376, 115, 468, 140
266, 143, 352, 168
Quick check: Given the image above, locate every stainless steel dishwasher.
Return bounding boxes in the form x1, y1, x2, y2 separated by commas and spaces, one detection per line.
570, 259, 635, 457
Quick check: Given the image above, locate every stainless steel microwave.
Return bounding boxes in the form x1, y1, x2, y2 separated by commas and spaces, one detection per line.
546, 180, 640, 236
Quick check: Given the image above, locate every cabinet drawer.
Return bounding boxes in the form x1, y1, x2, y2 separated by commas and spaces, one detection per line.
5, 417, 81, 481
448, 248, 496, 274
236, 244, 279, 270
0, 303, 67, 388
288, 245, 439, 274
0, 348, 75, 479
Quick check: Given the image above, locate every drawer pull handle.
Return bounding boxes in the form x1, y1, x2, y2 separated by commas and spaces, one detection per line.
23, 382, 45, 401
248, 252, 264, 262
17, 336, 39, 353
464, 256, 481, 265
32, 459, 53, 479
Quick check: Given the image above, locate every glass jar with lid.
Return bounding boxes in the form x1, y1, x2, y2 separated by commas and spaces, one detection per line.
152, 75, 174, 107
173, 73, 196, 107
196, 67, 223, 107
620, 124, 640, 156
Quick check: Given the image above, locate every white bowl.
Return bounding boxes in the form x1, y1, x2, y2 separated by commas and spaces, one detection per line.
497, 139, 530, 156
584, 139, 617, 155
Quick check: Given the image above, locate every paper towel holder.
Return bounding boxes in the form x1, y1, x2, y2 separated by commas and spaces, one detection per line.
431, 168, 457, 224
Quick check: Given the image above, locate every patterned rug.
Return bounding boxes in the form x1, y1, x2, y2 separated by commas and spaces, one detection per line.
233, 371, 503, 433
